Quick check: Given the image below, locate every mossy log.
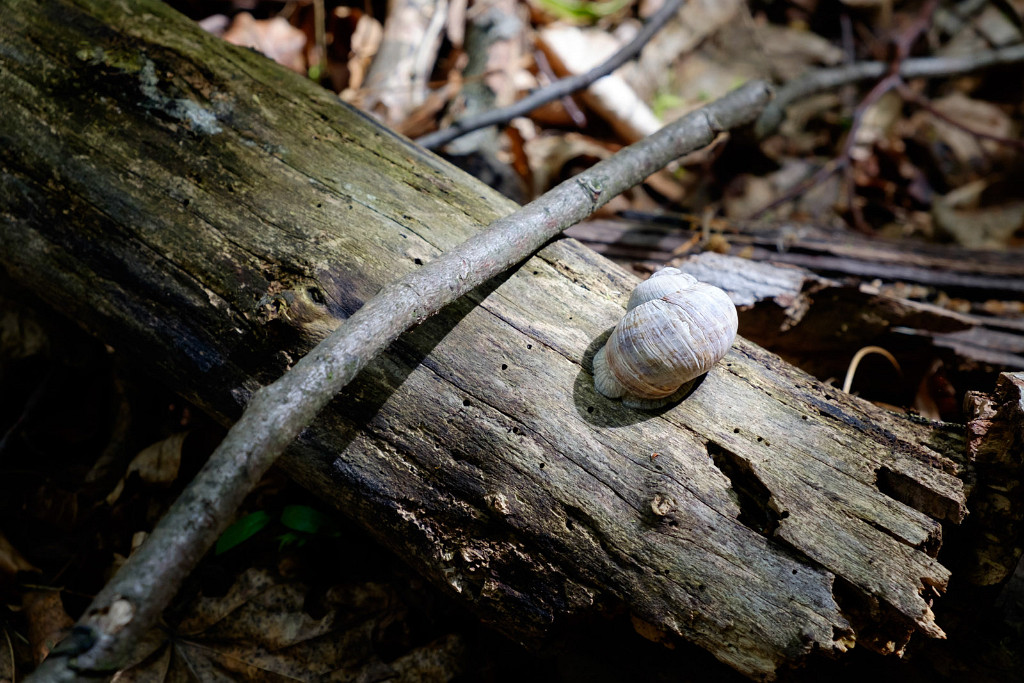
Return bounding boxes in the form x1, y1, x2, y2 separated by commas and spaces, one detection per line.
0, 0, 969, 678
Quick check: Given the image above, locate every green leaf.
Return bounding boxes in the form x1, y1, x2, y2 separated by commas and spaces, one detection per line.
277, 532, 307, 551
280, 504, 339, 536
215, 510, 271, 555
536, 0, 629, 23
651, 91, 684, 120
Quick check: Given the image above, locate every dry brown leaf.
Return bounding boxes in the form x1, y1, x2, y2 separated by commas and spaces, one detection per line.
750, 22, 844, 82
524, 133, 616, 195
625, 0, 742, 101
106, 432, 187, 506
852, 90, 902, 159
128, 432, 186, 486
338, 9, 383, 93
939, 3, 1024, 56
724, 160, 841, 221
22, 591, 73, 665
0, 301, 48, 360
906, 92, 1017, 186
0, 630, 14, 683
0, 531, 38, 582
113, 567, 465, 681
933, 180, 1024, 248
222, 13, 307, 74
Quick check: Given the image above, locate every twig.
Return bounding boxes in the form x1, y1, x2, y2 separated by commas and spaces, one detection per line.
749, 158, 846, 220
29, 80, 774, 683
534, 47, 587, 128
842, 345, 903, 395
415, 0, 684, 150
312, 0, 327, 80
755, 42, 1024, 138
844, 71, 904, 232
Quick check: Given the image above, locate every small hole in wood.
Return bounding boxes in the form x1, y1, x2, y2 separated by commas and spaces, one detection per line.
306, 287, 326, 305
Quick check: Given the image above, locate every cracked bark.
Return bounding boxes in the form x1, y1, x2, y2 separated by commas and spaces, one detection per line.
0, 0, 971, 679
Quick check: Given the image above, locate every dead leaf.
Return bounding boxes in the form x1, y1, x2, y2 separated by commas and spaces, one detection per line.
906, 92, 1017, 186
524, 133, 616, 196
114, 568, 466, 680
337, 9, 383, 92
933, 180, 1024, 248
106, 432, 187, 506
751, 22, 844, 82
223, 13, 307, 74
129, 432, 186, 486
0, 300, 48, 360
0, 531, 38, 588
22, 591, 73, 664
625, 0, 742, 101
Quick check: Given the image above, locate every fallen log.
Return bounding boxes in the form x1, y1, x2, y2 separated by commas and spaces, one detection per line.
0, 0, 970, 679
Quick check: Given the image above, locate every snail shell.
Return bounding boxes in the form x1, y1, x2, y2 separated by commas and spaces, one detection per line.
593, 268, 738, 409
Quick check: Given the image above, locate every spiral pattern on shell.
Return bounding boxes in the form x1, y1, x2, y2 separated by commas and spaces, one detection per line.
593, 268, 738, 409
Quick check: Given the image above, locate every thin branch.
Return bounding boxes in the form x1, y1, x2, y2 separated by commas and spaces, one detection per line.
843, 72, 904, 232
415, 0, 684, 150
30, 80, 774, 683
755, 42, 1024, 138
534, 47, 587, 128
749, 158, 846, 220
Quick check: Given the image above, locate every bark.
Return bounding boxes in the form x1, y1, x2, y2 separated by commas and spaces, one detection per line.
0, 0, 969, 679
964, 373, 1024, 588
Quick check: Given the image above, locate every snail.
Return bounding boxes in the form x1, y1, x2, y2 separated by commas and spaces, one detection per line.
593, 268, 738, 409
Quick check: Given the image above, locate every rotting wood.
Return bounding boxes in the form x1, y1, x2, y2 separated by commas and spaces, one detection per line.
0, 1, 969, 679
569, 219, 1024, 377
567, 218, 1024, 299
963, 373, 1024, 589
